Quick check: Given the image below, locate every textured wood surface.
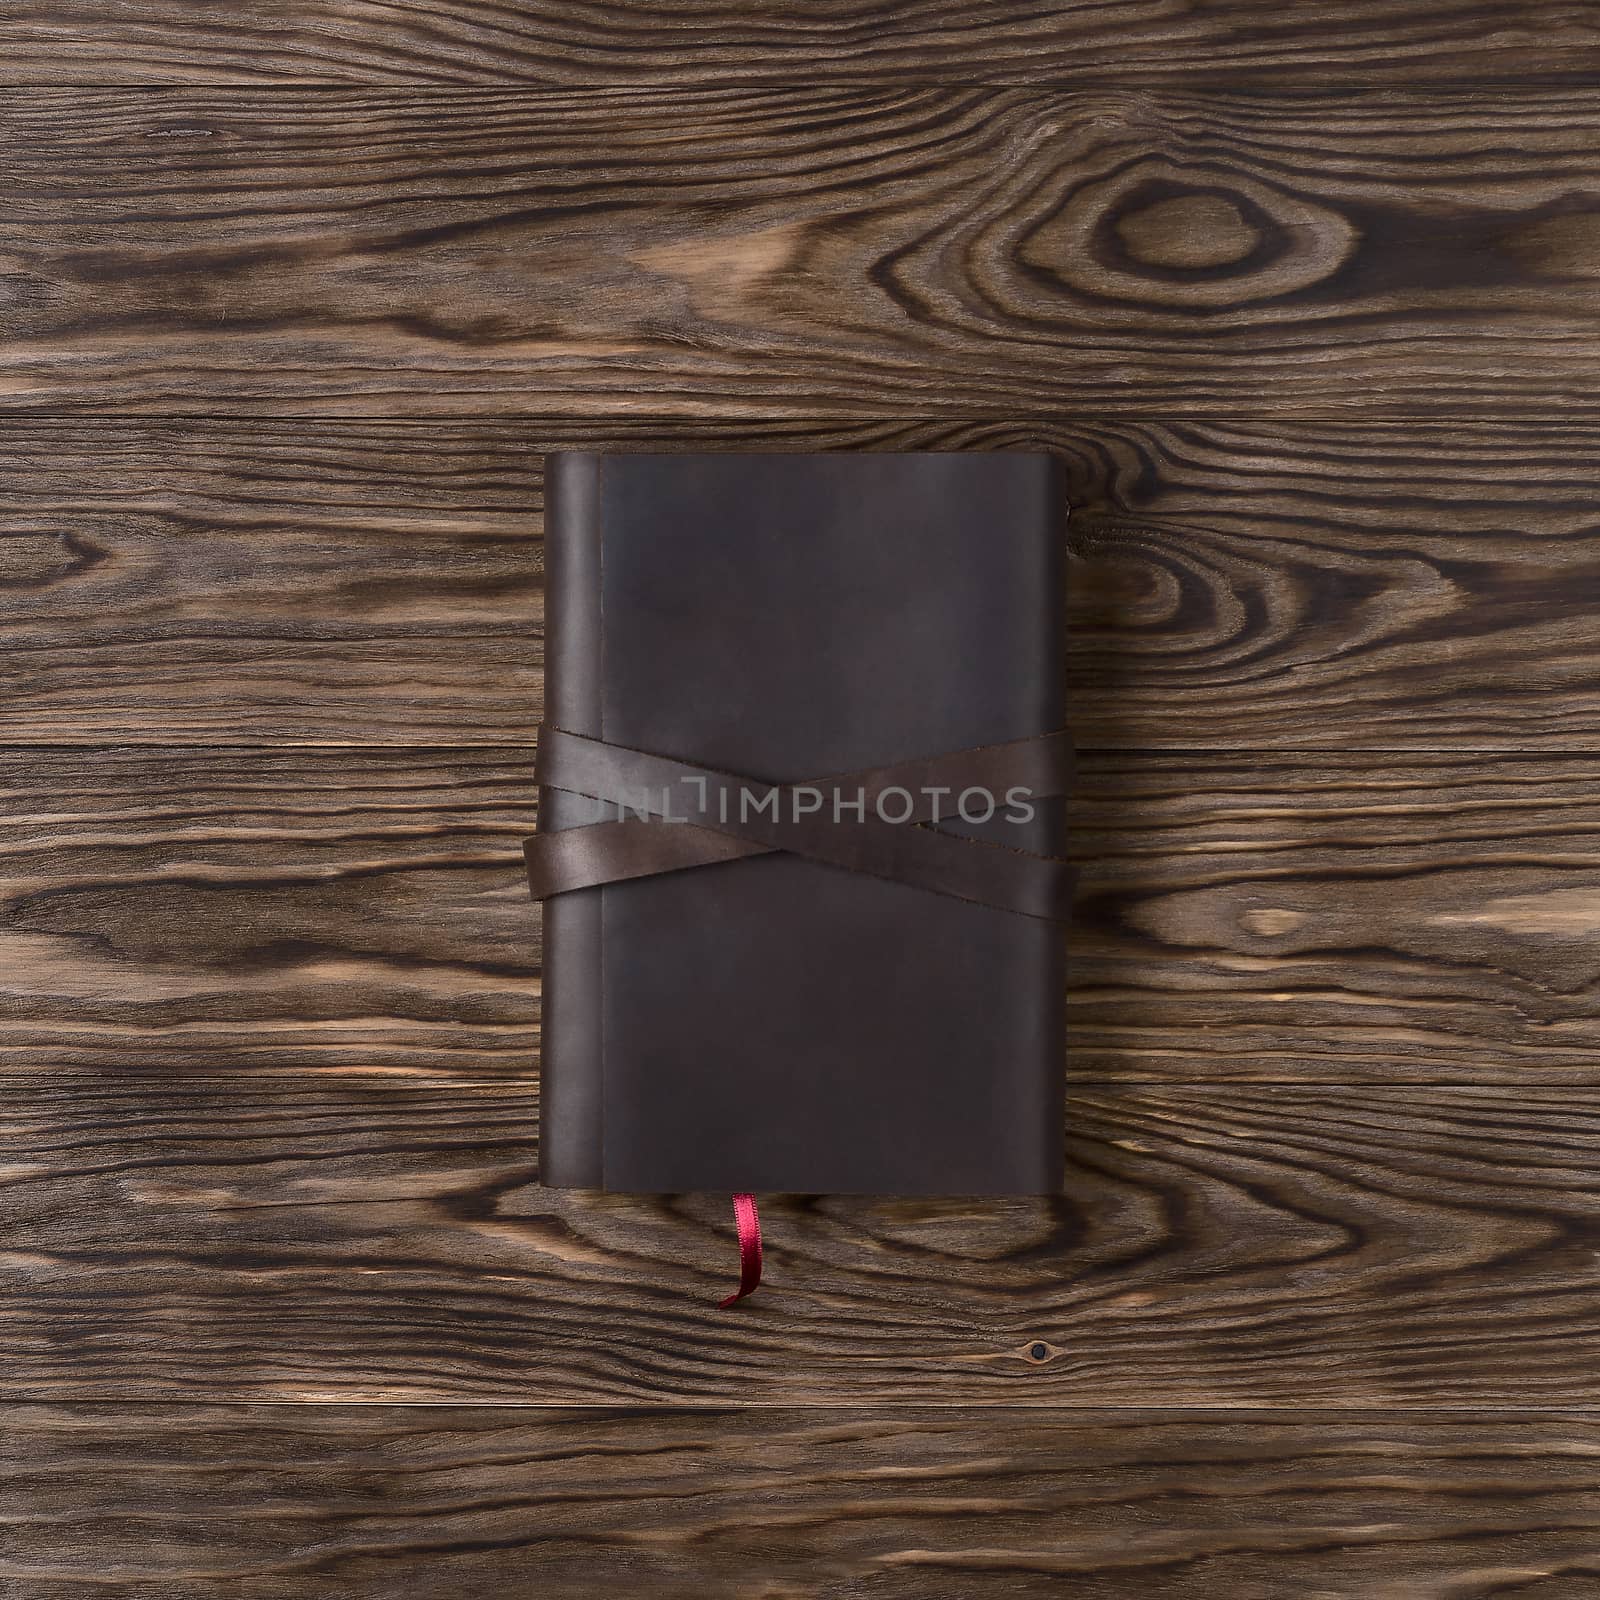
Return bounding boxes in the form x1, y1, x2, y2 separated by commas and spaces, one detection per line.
6, 417, 1600, 748
6, 1077, 1600, 1406
7, 88, 1600, 417
0, 419, 544, 744
0, 747, 537, 1076
1073, 752, 1600, 1083
15, 745, 1600, 1084
5, 1407, 1599, 1600
6, 2, 1598, 88
4, 30, 1598, 1593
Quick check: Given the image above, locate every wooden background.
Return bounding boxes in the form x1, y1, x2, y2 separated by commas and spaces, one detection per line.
5, 7, 1600, 1595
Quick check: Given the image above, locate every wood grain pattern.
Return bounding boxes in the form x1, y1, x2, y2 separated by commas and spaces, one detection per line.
7, 1077, 1600, 1405
0, 16, 1591, 1584
6, 1, 1598, 89
5, 1406, 1599, 1598
1063, 417, 1600, 750
16, 745, 1600, 1084
7, 88, 1600, 417
0, 418, 544, 744
0, 746, 538, 1075
7, 417, 1600, 748
1073, 752, 1600, 1084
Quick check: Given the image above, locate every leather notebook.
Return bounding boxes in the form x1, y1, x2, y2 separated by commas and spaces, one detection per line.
529, 451, 1072, 1195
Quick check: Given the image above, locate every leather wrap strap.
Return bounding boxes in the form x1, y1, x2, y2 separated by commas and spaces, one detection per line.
526, 726, 1076, 922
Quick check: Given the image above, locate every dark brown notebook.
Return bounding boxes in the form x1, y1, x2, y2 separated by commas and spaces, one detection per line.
533, 451, 1070, 1194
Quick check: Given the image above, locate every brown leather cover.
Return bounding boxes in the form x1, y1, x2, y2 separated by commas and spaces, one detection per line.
539, 451, 1068, 1194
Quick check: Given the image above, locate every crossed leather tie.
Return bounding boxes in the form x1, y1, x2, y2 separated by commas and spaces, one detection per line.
524, 725, 1077, 922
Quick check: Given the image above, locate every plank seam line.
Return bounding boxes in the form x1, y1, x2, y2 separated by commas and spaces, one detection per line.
8, 1400, 1600, 1414
0, 79, 1588, 97
2, 406, 1597, 415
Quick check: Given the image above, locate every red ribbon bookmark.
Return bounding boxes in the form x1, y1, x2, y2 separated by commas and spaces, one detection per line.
719, 1193, 763, 1308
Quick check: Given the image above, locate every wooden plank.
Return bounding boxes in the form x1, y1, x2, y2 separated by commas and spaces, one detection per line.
1073, 751, 1600, 1084
5, 88, 1600, 417
13, 746, 1600, 1083
5, 1077, 1600, 1405
4, 1406, 1599, 1598
0, 417, 546, 745
5, 2, 1597, 89
6, 417, 1600, 748
1064, 417, 1600, 750
0, 746, 539, 1076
